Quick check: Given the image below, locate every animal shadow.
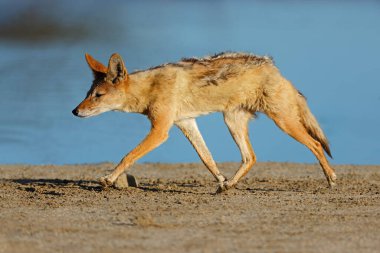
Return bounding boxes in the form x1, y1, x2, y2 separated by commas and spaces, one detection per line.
11, 178, 103, 192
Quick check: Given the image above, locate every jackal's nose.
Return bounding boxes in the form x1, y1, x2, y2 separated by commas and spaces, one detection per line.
72, 108, 79, 116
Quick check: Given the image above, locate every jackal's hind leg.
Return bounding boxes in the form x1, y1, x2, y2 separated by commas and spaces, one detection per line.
175, 118, 227, 187
269, 114, 336, 187
217, 110, 256, 193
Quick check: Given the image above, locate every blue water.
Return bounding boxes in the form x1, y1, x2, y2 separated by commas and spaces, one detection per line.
0, 0, 379, 165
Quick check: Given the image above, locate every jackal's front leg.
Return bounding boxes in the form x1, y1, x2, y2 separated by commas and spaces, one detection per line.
175, 118, 226, 188
99, 119, 172, 188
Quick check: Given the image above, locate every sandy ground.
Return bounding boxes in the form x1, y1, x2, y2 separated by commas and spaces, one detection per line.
0, 162, 379, 253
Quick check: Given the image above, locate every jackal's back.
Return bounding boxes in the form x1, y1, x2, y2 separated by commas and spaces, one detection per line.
129, 52, 286, 119
174, 52, 282, 116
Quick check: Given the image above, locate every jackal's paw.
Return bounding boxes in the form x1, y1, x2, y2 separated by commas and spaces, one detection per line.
216, 181, 233, 194
328, 173, 337, 188
99, 175, 114, 188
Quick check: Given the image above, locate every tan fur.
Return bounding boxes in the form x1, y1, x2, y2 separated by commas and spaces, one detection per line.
297, 95, 332, 157
73, 52, 336, 192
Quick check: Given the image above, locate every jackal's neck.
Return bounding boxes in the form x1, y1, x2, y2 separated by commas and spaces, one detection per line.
120, 72, 152, 114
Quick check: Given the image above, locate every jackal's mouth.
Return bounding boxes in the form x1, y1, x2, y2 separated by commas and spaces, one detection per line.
72, 108, 91, 118
75, 114, 90, 118
72, 108, 109, 118
73, 111, 94, 118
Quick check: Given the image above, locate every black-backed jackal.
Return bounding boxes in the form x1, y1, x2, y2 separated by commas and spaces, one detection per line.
72, 52, 336, 193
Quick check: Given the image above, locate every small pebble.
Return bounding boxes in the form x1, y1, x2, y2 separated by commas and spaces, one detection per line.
127, 174, 139, 187
114, 173, 139, 189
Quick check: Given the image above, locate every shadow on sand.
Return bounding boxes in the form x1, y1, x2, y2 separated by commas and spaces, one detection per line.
10, 178, 103, 192
9, 178, 203, 194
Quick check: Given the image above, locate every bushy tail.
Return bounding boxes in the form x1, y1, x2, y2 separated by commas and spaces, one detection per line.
297, 95, 332, 158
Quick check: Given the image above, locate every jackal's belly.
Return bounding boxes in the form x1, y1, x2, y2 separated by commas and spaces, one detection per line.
175, 109, 215, 121
175, 98, 228, 120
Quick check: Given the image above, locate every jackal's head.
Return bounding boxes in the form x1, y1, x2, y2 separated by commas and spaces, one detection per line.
72, 53, 128, 118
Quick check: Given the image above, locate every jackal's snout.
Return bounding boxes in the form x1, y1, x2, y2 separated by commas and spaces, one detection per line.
72, 104, 89, 118
72, 107, 79, 116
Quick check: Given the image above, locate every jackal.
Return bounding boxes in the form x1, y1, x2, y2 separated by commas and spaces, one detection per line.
72, 52, 336, 192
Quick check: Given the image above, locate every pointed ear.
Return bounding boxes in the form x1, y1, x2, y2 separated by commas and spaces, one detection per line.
85, 53, 107, 78
106, 53, 128, 83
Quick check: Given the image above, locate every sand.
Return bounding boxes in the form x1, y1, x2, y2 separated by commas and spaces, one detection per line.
0, 162, 379, 253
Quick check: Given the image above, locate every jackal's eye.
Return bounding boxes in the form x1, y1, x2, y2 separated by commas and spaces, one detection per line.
95, 93, 104, 98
